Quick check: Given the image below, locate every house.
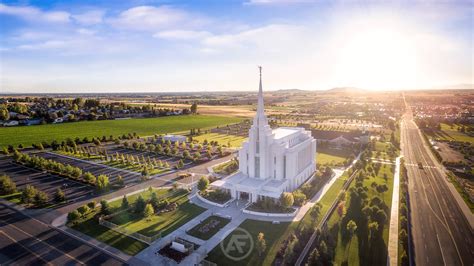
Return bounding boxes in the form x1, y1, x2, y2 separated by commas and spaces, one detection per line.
163, 134, 187, 143
212, 68, 317, 203
311, 129, 369, 147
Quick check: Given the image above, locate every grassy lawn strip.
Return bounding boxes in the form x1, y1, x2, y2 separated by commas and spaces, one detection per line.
447, 173, 474, 213
103, 161, 169, 176
107, 190, 206, 237
0, 192, 22, 204
0, 115, 243, 148
187, 215, 230, 240
207, 220, 291, 266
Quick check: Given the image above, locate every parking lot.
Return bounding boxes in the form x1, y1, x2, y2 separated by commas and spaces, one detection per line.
0, 157, 94, 206
34, 152, 141, 186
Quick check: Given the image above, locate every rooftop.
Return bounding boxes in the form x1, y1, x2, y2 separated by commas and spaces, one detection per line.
272, 127, 301, 140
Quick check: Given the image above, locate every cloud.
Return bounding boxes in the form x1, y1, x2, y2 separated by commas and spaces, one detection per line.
108, 5, 188, 31
154, 30, 211, 40
72, 10, 105, 25
244, 0, 312, 5
18, 40, 67, 50
0, 3, 70, 23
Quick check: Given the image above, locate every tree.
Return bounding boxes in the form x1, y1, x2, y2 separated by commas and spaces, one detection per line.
134, 195, 146, 214
150, 192, 159, 209
77, 205, 90, 216
280, 192, 294, 209
368, 221, 379, 241
116, 175, 124, 186
0, 175, 16, 195
197, 176, 209, 193
308, 247, 321, 266
121, 195, 129, 209
100, 200, 110, 215
292, 190, 306, 206
310, 203, 322, 224
190, 102, 198, 114
143, 203, 154, 219
34, 191, 49, 206
256, 232, 266, 256
176, 159, 184, 169
21, 185, 37, 204
96, 174, 109, 191
54, 188, 65, 202
67, 210, 81, 223
83, 172, 96, 184
346, 220, 357, 261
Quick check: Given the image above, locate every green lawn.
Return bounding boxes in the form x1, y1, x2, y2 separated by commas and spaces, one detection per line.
424, 123, 474, 144
193, 133, 247, 148
316, 148, 353, 166
71, 210, 149, 255
108, 187, 171, 210
187, 215, 231, 240
0, 115, 243, 148
108, 190, 206, 237
331, 162, 394, 265
103, 161, 170, 176
207, 220, 291, 266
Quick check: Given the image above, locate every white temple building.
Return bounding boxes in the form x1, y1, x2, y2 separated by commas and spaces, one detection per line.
211, 67, 316, 203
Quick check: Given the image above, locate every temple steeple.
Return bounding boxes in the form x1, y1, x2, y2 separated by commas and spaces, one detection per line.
255, 66, 267, 126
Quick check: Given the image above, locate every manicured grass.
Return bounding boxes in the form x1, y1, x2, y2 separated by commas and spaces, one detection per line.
71, 210, 149, 255
424, 123, 474, 144
0, 115, 243, 148
103, 161, 170, 176
193, 133, 247, 148
108, 190, 206, 237
207, 219, 290, 266
187, 215, 231, 240
108, 187, 171, 210
331, 162, 394, 265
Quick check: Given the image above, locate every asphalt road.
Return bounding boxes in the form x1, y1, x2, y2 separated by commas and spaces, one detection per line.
0, 204, 125, 266
401, 107, 473, 265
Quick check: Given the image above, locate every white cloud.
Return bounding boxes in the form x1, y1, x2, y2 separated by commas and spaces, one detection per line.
72, 10, 104, 25
154, 30, 211, 40
108, 5, 188, 31
0, 3, 70, 23
244, 0, 312, 5
18, 40, 67, 50
77, 28, 97, 35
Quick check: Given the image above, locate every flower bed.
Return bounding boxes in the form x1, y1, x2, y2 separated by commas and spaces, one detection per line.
186, 215, 231, 240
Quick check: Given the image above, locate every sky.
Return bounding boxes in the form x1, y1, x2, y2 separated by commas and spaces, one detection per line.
0, 0, 472, 93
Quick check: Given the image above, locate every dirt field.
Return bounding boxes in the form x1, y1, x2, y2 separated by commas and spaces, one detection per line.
436, 142, 465, 163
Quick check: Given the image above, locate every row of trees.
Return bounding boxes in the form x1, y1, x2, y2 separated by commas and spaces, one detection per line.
123, 140, 222, 160
13, 151, 109, 190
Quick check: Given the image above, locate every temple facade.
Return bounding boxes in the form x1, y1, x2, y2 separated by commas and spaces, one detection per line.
212, 67, 316, 203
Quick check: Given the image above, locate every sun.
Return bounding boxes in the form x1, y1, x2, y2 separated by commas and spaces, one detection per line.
331, 19, 419, 90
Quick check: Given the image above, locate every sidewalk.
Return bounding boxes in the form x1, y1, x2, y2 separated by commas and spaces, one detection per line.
387, 156, 402, 266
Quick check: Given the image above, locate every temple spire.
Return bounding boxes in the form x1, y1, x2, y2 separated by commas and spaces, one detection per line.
257, 66, 265, 118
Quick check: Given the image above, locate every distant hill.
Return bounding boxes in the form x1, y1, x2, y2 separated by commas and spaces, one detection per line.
325, 87, 366, 93
274, 89, 307, 93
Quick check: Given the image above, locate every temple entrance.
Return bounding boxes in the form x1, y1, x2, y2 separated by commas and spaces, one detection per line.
239, 191, 249, 201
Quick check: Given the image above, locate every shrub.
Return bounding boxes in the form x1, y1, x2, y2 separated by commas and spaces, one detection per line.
34, 191, 49, 206
21, 185, 38, 204
67, 210, 81, 223
292, 190, 307, 206
100, 200, 110, 215
87, 201, 96, 209
54, 188, 65, 202
197, 176, 209, 192
280, 192, 294, 209
0, 175, 16, 195
143, 203, 154, 218
77, 205, 90, 216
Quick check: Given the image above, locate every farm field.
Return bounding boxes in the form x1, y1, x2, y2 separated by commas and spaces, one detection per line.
193, 133, 247, 148
0, 115, 243, 148
424, 123, 474, 143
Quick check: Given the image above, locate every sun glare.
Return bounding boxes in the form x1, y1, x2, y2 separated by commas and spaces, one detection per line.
332, 20, 419, 90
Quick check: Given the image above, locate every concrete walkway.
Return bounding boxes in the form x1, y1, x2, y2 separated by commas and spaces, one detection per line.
387, 156, 402, 266
135, 195, 247, 265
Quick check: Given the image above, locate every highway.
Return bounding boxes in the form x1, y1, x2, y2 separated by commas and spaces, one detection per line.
401, 101, 473, 265
0, 204, 125, 265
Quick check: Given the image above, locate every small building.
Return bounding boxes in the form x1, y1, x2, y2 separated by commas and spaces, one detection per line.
163, 134, 187, 143
3, 120, 19, 127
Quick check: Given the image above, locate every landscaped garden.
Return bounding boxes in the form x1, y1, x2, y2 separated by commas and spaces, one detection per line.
212, 158, 239, 175
187, 215, 231, 240
67, 187, 206, 255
